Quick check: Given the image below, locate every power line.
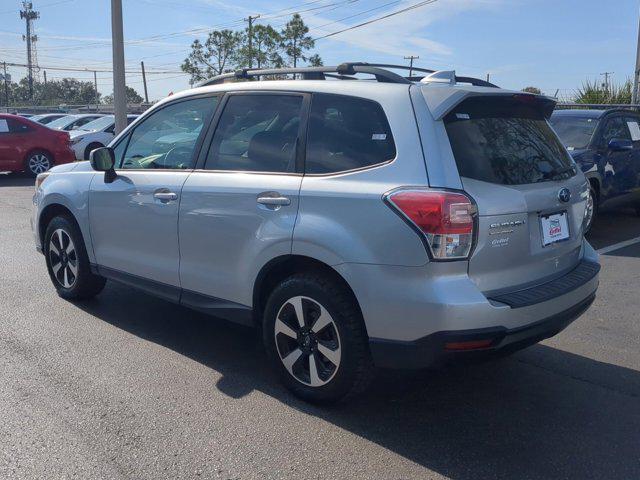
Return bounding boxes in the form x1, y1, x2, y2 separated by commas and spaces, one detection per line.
3, 61, 185, 74
0, 0, 75, 16
313, 0, 438, 40
311, 0, 403, 32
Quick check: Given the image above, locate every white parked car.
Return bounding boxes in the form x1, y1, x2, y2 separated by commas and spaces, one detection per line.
29, 113, 68, 125
69, 115, 138, 160
47, 114, 105, 132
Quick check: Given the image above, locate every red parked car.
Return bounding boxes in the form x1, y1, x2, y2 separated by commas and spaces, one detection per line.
0, 113, 75, 177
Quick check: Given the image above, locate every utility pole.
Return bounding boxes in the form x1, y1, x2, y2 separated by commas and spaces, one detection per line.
111, 0, 127, 134
93, 70, 99, 111
43, 70, 47, 86
2, 62, 9, 107
20, 2, 39, 100
633, 11, 640, 104
244, 15, 260, 68
486, 73, 491, 83
404, 55, 419, 79
600, 71, 614, 90
140, 61, 149, 103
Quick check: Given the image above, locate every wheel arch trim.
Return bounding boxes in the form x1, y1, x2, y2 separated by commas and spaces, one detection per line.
252, 254, 366, 333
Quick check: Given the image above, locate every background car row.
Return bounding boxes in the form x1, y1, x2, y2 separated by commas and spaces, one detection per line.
0, 113, 138, 176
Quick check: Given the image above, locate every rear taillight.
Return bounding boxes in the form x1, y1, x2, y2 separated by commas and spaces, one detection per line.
385, 189, 476, 260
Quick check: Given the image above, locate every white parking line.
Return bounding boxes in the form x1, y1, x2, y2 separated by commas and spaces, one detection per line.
597, 236, 640, 255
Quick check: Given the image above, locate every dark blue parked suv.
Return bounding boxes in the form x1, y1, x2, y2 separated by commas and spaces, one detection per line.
550, 109, 640, 232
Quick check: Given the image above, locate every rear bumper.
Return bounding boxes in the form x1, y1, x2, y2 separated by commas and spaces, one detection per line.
369, 292, 595, 369
335, 239, 600, 370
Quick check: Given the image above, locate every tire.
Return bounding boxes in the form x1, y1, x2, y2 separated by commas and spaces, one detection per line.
44, 215, 106, 300
583, 186, 598, 234
263, 272, 373, 403
84, 143, 103, 161
25, 150, 52, 177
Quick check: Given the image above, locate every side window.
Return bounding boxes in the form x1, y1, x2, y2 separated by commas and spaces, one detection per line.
120, 96, 218, 170
625, 116, 640, 143
601, 116, 631, 145
204, 94, 303, 173
305, 94, 396, 174
0, 119, 9, 133
112, 132, 130, 166
7, 118, 31, 133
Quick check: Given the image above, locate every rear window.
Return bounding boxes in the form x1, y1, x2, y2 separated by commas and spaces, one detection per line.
305, 94, 396, 174
444, 97, 574, 185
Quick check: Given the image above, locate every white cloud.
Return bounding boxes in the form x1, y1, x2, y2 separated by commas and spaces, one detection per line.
308, 0, 503, 59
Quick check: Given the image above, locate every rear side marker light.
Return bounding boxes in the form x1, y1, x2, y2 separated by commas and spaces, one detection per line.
445, 339, 494, 351
385, 189, 476, 260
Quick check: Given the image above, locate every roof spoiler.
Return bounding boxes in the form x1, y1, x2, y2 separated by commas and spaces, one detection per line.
422, 89, 557, 121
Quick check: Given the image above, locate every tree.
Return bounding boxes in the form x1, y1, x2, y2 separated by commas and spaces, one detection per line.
308, 54, 323, 67
522, 86, 541, 95
1, 77, 100, 107
574, 78, 632, 104
181, 30, 242, 84
281, 13, 315, 68
179, 15, 322, 82
239, 24, 283, 69
102, 86, 143, 104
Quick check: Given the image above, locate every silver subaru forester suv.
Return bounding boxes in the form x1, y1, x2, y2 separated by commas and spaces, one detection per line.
33, 63, 600, 403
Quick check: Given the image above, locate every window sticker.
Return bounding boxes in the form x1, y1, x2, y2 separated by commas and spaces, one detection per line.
456, 113, 470, 120
0, 119, 8, 133
371, 133, 387, 141
627, 121, 640, 141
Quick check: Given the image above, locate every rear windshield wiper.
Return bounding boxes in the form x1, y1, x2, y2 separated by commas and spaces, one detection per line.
542, 165, 575, 180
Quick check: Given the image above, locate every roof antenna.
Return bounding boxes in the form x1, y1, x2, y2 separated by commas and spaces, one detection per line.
420, 70, 456, 85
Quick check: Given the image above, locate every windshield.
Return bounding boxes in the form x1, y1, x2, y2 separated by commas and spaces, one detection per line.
549, 115, 598, 150
47, 115, 78, 130
77, 115, 115, 132
445, 97, 575, 185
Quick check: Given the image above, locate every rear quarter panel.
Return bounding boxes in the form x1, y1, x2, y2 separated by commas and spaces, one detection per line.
293, 88, 430, 267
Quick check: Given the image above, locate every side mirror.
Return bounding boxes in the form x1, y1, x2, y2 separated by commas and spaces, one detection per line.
89, 147, 117, 183
608, 138, 633, 151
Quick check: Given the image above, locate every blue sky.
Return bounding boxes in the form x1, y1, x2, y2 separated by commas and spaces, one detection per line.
0, 0, 638, 101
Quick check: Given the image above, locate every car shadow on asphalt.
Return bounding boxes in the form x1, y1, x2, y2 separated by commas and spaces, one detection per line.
0, 173, 35, 187
74, 280, 640, 480
586, 208, 640, 250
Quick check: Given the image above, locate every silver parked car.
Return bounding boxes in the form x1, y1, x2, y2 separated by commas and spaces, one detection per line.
32, 63, 600, 403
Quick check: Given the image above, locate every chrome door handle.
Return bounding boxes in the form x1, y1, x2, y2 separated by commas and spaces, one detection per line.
257, 195, 291, 206
153, 191, 178, 202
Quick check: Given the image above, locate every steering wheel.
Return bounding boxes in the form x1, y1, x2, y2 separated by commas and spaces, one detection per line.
154, 146, 192, 169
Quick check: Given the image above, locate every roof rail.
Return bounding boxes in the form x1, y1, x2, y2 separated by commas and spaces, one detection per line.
199, 64, 411, 87
198, 62, 498, 88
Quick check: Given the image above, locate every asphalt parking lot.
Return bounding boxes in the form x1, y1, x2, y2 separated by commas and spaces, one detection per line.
1, 173, 639, 480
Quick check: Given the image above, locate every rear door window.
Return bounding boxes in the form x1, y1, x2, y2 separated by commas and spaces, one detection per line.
444, 97, 574, 185
305, 94, 396, 174
204, 94, 304, 173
